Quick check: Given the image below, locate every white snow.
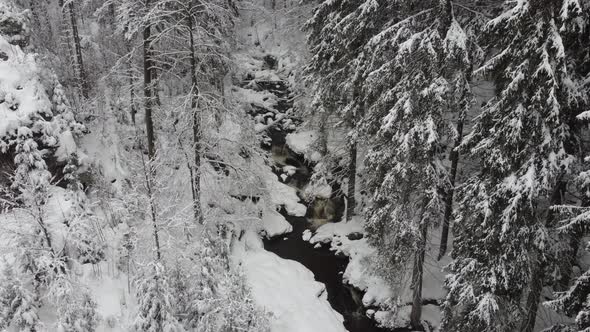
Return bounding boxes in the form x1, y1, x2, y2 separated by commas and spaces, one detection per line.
283, 165, 297, 175
54, 130, 78, 161
303, 180, 333, 201
0, 34, 52, 141
286, 131, 317, 156
306, 216, 448, 329
265, 170, 307, 217
307, 217, 393, 307
262, 207, 293, 238
0, 186, 76, 254
234, 231, 348, 332
232, 85, 278, 112
302, 229, 312, 241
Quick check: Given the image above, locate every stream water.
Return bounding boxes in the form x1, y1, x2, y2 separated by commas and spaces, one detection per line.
251, 77, 402, 332
263, 209, 394, 332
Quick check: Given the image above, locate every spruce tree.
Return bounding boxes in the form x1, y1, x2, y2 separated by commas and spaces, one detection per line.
133, 262, 185, 332
304, 0, 393, 219
350, 0, 472, 328
443, 1, 588, 331
0, 263, 41, 332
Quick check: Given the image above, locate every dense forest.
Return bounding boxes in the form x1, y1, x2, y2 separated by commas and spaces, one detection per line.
0, 0, 589, 331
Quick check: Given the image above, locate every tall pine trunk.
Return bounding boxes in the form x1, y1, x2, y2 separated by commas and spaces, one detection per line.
410, 221, 428, 329
520, 180, 566, 332
143, 0, 156, 161
67, 2, 89, 98
318, 108, 329, 156
145, 162, 161, 261
142, 0, 160, 260
129, 69, 137, 125
58, 0, 75, 81
346, 141, 357, 221
437, 0, 464, 260
187, 9, 203, 225
437, 112, 464, 260
557, 228, 583, 291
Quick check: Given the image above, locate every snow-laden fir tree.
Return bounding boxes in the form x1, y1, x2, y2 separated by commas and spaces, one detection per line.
0, 263, 41, 332
171, 229, 269, 331
63, 153, 106, 265
48, 274, 99, 332
352, 0, 472, 328
133, 261, 185, 332
0, 4, 100, 329
106, 0, 237, 225
443, 1, 588, 331
304, 0, 396, 219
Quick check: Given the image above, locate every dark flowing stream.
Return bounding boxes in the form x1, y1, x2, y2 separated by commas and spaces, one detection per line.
247, 75, 404, 332
264, 209, 394, 332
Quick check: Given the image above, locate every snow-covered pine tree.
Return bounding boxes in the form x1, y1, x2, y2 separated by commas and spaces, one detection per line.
0, 263, 41, 332
443, 1, 588, 331
50, 76, 86, 136
64, 153, 106, 265
355, 0, 472, 328
133, 261, 185, 332
50, 274, 99, 332
178, 229, 269, 331
216, 267, 270, 332
551, 0, 590, 294
12, 126, 56, 251
304, 0, 395, 220
107, 0, 237, 225
157, 0, 237, 225
0, 4, 100, 329
107, 0, 160, 160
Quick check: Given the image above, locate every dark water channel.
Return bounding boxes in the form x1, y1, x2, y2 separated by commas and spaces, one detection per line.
251, 78, 404, 332
263, 209, 396, 332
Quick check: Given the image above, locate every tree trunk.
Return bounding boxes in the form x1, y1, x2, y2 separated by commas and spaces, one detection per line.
410, 222, 428, 330
134, 119, 161, 261
557, 229, 582, 291
144, 162, 161, 261
129, 69, 137, 125
67, 2, 89, 98
437, 0, 461, 261
438, 116, 463, 260
318, 108, 329, 156
521, 257, 544, 332
58, 0, 75, 77
520, 180, 566, 332
141, 0, 160, 260
346, 142, 357, 221
187, 10, 203, 224
143, 0, 156, 161
148, 176, 161, 261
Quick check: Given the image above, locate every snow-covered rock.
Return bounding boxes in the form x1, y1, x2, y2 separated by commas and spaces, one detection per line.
262, 208, 293, 238
265, 170, 307, 217
286, 131, 317, 156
